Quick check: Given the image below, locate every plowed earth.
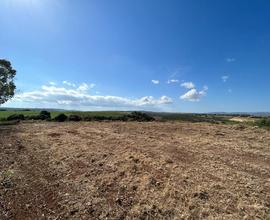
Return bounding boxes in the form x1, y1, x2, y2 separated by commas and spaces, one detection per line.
0, 122, 269, 219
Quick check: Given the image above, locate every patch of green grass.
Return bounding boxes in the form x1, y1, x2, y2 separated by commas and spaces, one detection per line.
0, 169, 15, 189
0, 110, 39, 118
1, 170, 14, 179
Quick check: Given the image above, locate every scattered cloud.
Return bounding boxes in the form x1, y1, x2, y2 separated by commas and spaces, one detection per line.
226, 58, 236, 63
77, 83, 90, 91
136, 95, 172, 105
180, 86, 208, 102
49, 81, 56, 86
12, 82, 173, 108
89, 83, 96, 88
221, 75, 229, 82
160, 96, 173, 104
151, 80, 159, 84
167, 79, 179, 84
203, 85, 208, 91
63, 80, 76, 87
181, 81, 195, 89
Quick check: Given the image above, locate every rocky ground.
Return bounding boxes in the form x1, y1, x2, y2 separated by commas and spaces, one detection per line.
0, 121, 269, 219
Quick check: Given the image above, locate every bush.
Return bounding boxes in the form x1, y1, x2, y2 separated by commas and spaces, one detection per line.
7, 114, 25, 121
92, 116, 107, 121
69, 115, 82, 121
83, 116, 94, 121
39, 110, 51, 120
82, 112, 154, 122
256, 118, 270, 127
114, 115, 129, 121
54, 113, 67, 122
129, 111, 155, 122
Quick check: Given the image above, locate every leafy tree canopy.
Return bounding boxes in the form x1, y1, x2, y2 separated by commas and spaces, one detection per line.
0, 59, 16, 105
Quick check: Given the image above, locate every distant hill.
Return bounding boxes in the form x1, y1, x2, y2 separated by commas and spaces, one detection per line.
0, 107, 68, 112
208, 112, 270, 117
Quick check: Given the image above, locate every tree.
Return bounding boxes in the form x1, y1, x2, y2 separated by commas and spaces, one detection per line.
0, 59, 16, 105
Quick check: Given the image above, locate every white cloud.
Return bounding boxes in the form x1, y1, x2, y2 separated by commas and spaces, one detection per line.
136, 96, 172, 105
63, 80, 76, 87
181, 82, 195, 89
12, 83, 173, 108
160, 96, 173, 104
89, 83, 96, 89
49, 81, 56, 86
226, 58, 236, 63
221, 75, 229, 82
77, 83, 89, 91
151, 80, 159, 84
167, 79, 179, 84
203, 85, 208, 91
180, 85, 208, 102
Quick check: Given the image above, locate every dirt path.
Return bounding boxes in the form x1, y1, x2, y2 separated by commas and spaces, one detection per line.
1, 122, 270, 219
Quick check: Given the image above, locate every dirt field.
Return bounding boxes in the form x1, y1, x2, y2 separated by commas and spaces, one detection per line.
0, 121, 269, 219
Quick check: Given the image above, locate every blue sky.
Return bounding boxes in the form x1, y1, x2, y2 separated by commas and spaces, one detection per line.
1, 0, 270, 112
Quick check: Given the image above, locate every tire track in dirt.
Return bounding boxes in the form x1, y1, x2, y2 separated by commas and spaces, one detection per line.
0, 126, 70, 220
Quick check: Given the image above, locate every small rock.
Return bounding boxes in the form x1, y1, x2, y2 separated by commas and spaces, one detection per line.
165, 158, 173, 164
70, 208, 79, 215
194, 191, 209, 200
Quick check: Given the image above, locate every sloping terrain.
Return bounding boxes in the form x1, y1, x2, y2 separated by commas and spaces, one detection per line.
0, 122, 269, 219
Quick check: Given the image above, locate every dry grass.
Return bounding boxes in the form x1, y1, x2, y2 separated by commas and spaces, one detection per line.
229, 117, 255, 123
0, 121, 269, 219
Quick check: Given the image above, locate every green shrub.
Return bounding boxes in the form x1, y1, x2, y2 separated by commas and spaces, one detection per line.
92, 116, 107, 121
69, 115, 82, 121
129, 111, 155, 122
114, 115, 129, 121
7, 114, 25, 121
39, 110, 51, 120
54, 113, 67, 122
256, 118, 270, 127
83, 116, 94, 121
82, 112, 154, 122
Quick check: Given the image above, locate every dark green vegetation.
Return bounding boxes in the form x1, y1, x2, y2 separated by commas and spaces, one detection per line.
0, 59, 16, 105
0, 109, 128, 119
0, 109, 154, 123
0, 108, 269, 128
7, 114, 25, 121
54, 113, 68, 122
255, 118, 270, 128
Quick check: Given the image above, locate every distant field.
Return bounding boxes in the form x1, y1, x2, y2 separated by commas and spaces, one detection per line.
0, 109, 266, 127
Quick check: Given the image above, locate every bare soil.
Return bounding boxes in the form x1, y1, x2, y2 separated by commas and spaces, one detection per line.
0, 121, 269, 219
